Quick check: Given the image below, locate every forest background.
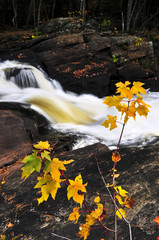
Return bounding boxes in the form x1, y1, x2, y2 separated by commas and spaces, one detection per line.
1, 0, 159, 34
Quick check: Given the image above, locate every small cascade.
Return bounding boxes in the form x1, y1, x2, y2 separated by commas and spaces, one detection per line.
0, 60, 159, 149
0, 61, 100, 125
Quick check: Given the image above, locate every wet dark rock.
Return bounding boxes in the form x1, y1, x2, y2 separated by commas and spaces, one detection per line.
0, 142, 158, 239
0, 21, 159, 97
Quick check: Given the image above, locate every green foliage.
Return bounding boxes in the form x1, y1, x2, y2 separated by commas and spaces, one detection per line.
32, 27, 41, 39
112, 54, 119, 63
102, 19, 111, 28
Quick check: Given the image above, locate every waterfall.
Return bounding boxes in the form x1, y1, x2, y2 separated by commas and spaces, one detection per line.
0, 60, 159, 149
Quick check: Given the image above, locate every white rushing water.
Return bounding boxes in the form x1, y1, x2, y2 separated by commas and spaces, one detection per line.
0, 60, 159, 149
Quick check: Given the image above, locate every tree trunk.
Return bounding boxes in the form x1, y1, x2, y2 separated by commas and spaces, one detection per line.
52, 0, 56, 18
126, 0, 133, 32
12, 0, 18, 28
121, 11, 124, 33
33, 0, 36, 27
37, 0, 42, 26
132, 0, 146, 33
26, 0, 34, 27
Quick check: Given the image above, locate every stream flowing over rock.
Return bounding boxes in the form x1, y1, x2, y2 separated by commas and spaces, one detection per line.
0, 17, 159, 97
0, 18, 159, 239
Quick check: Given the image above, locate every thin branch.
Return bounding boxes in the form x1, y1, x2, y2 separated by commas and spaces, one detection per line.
129, 199, 152, 223
51, 233, 72, 240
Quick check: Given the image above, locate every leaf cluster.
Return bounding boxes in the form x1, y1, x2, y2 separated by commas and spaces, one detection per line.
21, 141, 87, 206
102, 81, 151, 130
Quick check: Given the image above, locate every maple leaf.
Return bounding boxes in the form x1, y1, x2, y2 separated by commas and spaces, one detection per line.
94, 196, 100, 203
112, 151, 121, 162
41, 150, 51, 161
91, 203, 103, 219
152, 216, 159, 225
34, 141, 51, 150
131, 82, 146, 96
44, 158, 74, 181
136, 104, 150, 118
77, 223, 90, 240
116, 195, 124, 205
123, 196, 136, 209
85, 214, 96, 225
67, 174, 87, 207
21, 151, 42, 179
116, 81, 133, 100
103, 95, 122, 108
44, 158, 66, 181
0, 235, 6, 240
68, 207, 80, 223
115, 186, 128, 197
116, 208, 126, 219
34, 174, 61, 204
102, 115, 117, 130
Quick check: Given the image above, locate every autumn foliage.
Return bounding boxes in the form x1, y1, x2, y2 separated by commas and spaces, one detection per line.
20, 81, 153, 240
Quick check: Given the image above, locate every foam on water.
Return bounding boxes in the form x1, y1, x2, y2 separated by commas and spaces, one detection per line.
0, 60, 159, 149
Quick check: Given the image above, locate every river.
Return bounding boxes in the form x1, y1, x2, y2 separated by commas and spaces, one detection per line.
0, 60, 159, 149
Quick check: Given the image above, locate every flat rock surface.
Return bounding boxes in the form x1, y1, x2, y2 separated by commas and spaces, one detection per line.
0, 142, 158, 239
0, 110, 33, 167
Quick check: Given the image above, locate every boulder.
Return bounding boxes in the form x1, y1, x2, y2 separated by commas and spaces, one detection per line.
0, 20, 159, 97
0, 142, 158, 239
0, 110, 33, 167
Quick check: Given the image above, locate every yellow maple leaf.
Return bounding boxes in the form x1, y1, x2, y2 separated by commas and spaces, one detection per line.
44, 158, 73, 181
131, 81, 146, 96
68, 207, 80, 223
91, 203, 103, 219
115, 186, 128, 197
34, 174, 61, 204
77, 223, 90, 240
34, 141, 51, 150
136, 104, 150, 118
103, 95, 122, 108
94, 196, 100, 203
116, 81, 133, 100
116, 195, 124, 205
86, 214, 96, 225
102, 115, 117, 130
67, 174, 87, 207
116, 208, 126, 219
45, 158, 66, 181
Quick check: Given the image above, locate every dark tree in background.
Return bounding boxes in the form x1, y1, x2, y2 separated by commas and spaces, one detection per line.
0, 0, 159, 33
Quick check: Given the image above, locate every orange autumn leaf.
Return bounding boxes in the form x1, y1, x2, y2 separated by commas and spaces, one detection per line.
7, 222, 14, 228
77, 223, 90, 240
68, 207, 80, 223
123, 196, 136, 209
85, 214, 96, 226
152, 216, 159, 225
112, 151, 121, 162
91, 203, 103, 219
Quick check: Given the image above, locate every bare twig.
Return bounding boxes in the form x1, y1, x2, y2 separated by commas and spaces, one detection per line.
51, 232, 72, 240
